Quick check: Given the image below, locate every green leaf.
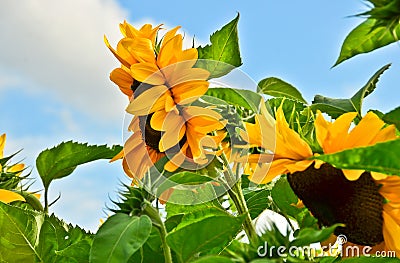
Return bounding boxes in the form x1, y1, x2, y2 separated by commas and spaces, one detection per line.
314, 139, 400, 175
258, 77, 307, 103
244, 189, 270, 219
311, 64, 390, 119
290, 224, 342, 247
196, 14, 242, 78
166, 207, 244, 262
36, 141, 122, 189
128, 227, 165, 263
38, 214, 93, 263
271, 177, 301, 218
190, 256, 236, 263
90, 214, 152, 263
204, 87, 262, 111
334, 18, 400, 66
382, 106, 400, 130
0, 202, 44, 262
155, 171, 215, 197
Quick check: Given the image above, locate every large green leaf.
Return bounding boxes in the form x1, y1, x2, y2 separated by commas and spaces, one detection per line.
257, 77, 307, 104
0, 202, 44, 262
334, 18, 400, 66
382, 106, 400, 130
311, 64, 390, 119
314, 139, 400, 175
36, 141, 122, 188
271, 177, 301, 218
90, 214, 152, 263
205, 87, 263, 111
244, 188, 270, 219
166, 207, 244, 262
37, 214, 93, 263
196, 14, 242, 78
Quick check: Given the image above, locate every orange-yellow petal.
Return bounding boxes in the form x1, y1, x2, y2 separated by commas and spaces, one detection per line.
126, 85, 168, 115
0, 189, 26, 203
344, 111, 385, 149
130, 62, 165, 85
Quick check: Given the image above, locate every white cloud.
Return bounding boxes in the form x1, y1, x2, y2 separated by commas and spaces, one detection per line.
0, 0, 129, 123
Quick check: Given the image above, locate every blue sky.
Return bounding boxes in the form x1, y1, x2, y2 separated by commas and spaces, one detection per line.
1, 0, 399, 231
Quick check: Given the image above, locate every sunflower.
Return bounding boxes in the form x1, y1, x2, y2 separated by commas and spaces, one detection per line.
149, 106, 227, 172
105, 22, 162, 98
111, 116, 165, 181
253, 108, 400, 255
125, 26, 210, 116
0, 133, 26, 204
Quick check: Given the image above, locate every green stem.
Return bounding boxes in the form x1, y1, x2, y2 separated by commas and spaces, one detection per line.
220, 153, 259, 245
143, 202, 173, 263
44, 187, 49, 213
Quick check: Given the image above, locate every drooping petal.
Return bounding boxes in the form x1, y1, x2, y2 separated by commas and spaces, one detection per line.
372, 125, 397, 144
110, 67, 133, 97
104, 35, 131, 68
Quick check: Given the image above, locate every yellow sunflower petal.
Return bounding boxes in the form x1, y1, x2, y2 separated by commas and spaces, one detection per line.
104, 35, 131, 68
110, 149, 124, 162
150, 110, 168, 131
126, 85, 168, 115
372, 125, 397, 144
7, 163, 25, 175
370, 172, 388, 181
158, 34, 182, 69
168, 68, 210, 87
275, 107, 313, 159
179, 48, 198, 64
285, 160, 314, 174
171, 80, 209, 105
382, 210, 400, 255
159, 113, 186, 152
162, 26, 181, 46
342, 169, 365, 181
130, 62, 165, 85
344, 111, 385, 149
315, 110, 331, 149
124, 37, 155, 64
324, 112, 357, 153
110, 67, 133, 97
1, 133, 6, 158
247, 162, 271, 184
0, 189, 26, 203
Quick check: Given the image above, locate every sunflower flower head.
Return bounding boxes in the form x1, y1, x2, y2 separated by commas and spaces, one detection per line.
258, 107, 399, 255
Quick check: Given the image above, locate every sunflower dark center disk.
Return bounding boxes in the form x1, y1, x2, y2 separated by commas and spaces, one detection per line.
288, 163, 384, 246
138, 115, 162, 151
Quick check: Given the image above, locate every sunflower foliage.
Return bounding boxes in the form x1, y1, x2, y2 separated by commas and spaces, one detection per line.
1, 6, 400, 263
